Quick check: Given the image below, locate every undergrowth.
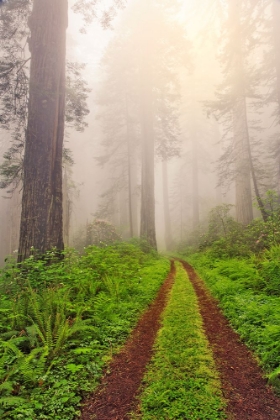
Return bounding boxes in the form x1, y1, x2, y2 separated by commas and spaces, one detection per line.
187, 247, 280, 392
0, 242, 169, 419
133, 261, 226, 420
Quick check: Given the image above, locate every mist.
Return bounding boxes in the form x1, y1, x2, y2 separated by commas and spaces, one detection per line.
0, 0, 280, 262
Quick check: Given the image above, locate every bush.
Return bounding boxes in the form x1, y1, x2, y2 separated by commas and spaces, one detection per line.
72, 220, 122, 252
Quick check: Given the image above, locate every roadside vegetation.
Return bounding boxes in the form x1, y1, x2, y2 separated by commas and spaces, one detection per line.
0, 242, 169, 420
179, 192, 280, 393
134, 262, 226, 420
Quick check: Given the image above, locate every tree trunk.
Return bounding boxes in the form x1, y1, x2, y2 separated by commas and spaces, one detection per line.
192, 135, 200, 228
273, 0, 280, 114
62, 166, 71, 246
272, 0, 280, 193
162, 160, 173, 250
229, 0, 253, 225
233, 97, 254, 224
140, 92, 157, 248
139, 31, 157, 249
125, 94, 138, 238
18, 0, 68, 261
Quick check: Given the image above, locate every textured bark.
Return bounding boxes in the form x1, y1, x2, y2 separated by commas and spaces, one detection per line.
229, 0, 253, 225
18, 0, 68, 261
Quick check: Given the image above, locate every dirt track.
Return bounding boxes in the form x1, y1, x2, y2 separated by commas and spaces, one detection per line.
80, 260, 175, 420
81, 260, 280, 419
182, 260, 280, 420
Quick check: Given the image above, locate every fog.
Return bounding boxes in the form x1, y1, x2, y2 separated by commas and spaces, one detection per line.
0, 0, 280, 262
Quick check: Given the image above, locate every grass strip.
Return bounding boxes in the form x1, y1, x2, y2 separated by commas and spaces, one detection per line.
134, 261, 226, 420
188, 252, 280, 391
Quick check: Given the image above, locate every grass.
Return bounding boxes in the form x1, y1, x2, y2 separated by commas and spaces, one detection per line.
133, 261, 226, 420
187, 249, 280, 392
0, 242, 170, 420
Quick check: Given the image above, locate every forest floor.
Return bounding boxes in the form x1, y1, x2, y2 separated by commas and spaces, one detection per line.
80, 260, 280, 420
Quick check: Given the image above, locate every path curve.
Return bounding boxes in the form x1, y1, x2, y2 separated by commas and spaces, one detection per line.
181, 260, 280, 420
80, 260, 175, 420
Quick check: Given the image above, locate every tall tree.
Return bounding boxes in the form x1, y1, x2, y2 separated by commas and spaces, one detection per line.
138, 9, 157, 248
18, 0, 68, 261
206, 0, 269, 224
132, 0, 184, 248
95, 0, 184, 248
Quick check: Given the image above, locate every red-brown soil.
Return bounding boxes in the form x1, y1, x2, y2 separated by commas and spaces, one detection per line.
181, 260, 280, 420
81, 259, 280, 420
80, 261, 175, 420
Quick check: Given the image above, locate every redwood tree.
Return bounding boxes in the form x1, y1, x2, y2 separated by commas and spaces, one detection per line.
18, 0, 68, 261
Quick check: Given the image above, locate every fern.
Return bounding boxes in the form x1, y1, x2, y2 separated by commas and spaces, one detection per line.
0, 395, 26, 407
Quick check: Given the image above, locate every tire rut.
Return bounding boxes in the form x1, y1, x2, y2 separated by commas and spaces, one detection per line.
80, 260, 175, 420
181, 259, 280, 420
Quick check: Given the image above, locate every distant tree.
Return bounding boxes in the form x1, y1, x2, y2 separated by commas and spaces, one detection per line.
257, 0, 280, 189
95, 0, 185, 249
206, 0, 268, 224
162, 160, 173, 250
86, 219, 121, 247
94, 36, 140, 237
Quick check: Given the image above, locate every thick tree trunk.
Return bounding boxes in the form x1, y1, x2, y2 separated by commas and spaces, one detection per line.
18, 0, 68, 261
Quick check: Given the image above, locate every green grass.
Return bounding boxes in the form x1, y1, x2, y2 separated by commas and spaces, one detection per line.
133, 261, 226, 420
187, 250, 280, 392
0, 242, 170, 420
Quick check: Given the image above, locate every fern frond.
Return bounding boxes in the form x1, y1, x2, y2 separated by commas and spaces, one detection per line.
19, 346, 48, 384
0, 395, 25, 407
0, 381, 14, 394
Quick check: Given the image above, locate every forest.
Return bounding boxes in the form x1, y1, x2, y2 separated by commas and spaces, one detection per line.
1, 0, 280, 418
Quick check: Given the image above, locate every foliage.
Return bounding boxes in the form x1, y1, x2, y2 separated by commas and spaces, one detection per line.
182, 192, 280, 259
73, 219, 122, 251
86, 219, 122, 247
134, 262, 225, 420
187, 249, 280, 393
0, 242, 170, 419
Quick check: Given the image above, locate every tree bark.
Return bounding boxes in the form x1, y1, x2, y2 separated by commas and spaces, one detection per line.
18, 0, 68, 261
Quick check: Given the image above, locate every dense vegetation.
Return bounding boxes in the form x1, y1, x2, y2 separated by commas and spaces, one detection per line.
0, 242, 169, 419
179, 193, 280, 393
